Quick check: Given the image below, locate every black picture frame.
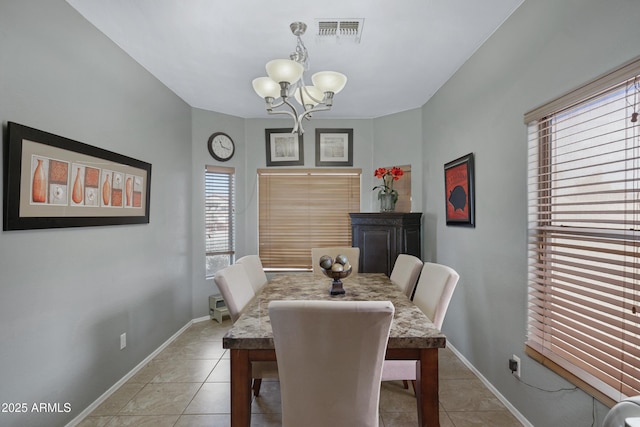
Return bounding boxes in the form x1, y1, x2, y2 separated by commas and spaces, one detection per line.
265, 128, 304, 166
444, 153, 475, 227
315, 128, 353, 166
3, 122, 152, 230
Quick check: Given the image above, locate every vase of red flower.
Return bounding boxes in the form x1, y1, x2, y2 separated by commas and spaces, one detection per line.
373, 166, 404, 212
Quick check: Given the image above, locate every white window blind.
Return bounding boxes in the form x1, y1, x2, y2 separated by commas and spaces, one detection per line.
526, 57, 640, 404
205, 165, 235, 277
258, 168, 361, 271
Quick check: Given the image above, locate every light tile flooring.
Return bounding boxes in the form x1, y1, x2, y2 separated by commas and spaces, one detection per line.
77, 319, 523, 427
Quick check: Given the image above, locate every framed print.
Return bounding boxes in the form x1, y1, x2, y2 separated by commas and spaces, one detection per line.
315, 128, 353, 166
3, 122, 152, 230
444, 153, 475, 227
265, 128, 304, 166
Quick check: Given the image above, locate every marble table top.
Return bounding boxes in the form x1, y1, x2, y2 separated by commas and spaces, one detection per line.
223, 273, 446, 350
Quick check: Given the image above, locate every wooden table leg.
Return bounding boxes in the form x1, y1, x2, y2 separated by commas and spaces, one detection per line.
417, 348, 440, 426
230, 349, 252, 427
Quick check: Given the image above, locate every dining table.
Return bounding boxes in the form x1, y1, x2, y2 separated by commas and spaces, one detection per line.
222, 272, 447, 427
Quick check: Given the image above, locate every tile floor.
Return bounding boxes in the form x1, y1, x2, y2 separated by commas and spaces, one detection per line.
77, 319, 524, 427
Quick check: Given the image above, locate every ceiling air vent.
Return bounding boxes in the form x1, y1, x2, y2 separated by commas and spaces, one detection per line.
315, 19, 364, 43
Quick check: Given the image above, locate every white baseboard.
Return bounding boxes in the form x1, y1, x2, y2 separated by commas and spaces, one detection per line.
65, 319, 195, 427
446, 343, 533, 427
192, 314, 211, 323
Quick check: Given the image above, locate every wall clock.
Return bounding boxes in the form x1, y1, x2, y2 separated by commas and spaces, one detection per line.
207, 132, 235, 162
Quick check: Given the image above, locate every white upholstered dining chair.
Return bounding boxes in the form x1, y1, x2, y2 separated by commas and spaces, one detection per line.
311, 247, 360, 274
213, 264, 254, 323
381, 262, 460, 389
269, 300, 394, 427
603, 396, 640, 427
235, 254, 268, 292
389, 254, 423, 298
213, 264, 278, 396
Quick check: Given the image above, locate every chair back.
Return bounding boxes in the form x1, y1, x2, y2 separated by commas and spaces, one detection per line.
389, 254, 423, 298
269, 300, 394, 427
213, 264, 255, 322
311, 247, 360, 275
412, 262, 460, 329
235, 255, 268, 292
602, 396, 640, 427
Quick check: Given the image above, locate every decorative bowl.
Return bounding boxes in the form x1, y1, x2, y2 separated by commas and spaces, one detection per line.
320, 266, 352, 295
320, 266, 352, 282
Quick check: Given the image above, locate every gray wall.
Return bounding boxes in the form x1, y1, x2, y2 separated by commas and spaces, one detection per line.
190, 108, 245, 317
0, 1, 192, 426
373, 109, 423, 212
421, 0, 640, 425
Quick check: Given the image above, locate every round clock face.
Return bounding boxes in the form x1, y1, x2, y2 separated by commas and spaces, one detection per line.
207, 132, 235, 161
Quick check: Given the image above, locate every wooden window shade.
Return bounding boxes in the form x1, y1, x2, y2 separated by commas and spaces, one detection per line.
525, 56, 640, 404
258, 168, 361, 271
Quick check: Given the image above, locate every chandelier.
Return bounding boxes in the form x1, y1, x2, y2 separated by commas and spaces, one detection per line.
252, 22, 347, 134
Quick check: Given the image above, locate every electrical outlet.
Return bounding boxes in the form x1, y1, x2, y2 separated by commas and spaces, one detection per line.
120, 333, 127, 350
509, 354, 521, 378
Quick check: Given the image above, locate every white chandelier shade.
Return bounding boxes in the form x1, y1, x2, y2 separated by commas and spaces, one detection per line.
311, 71, 347, 95
251, 22, 347, 134
294, 85, 324, 107
252, 77, 281, 99
265, 59, 304, 86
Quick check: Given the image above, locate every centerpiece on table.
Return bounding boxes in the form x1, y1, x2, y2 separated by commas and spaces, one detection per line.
318, 254, 352, 295
373, 166, 404, 212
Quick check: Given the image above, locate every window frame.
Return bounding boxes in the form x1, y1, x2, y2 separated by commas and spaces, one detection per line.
205, 165, 235, 278
525, 56, 640, 406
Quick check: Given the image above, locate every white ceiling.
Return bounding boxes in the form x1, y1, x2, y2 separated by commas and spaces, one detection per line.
65, 0, 523, 120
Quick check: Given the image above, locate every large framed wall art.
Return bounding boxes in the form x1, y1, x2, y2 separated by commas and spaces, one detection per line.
3, 122, 152, 230
444, 152, 475, 227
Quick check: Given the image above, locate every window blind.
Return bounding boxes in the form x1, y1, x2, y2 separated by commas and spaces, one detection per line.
525, 57, 640, 403
205, 165, 235, 258
258, 168, 361, 271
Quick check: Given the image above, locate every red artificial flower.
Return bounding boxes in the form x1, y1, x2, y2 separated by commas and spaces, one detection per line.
373, 166, 403, 194
374, 167, 403, 180
390, 167, 404, 180
374, 167, 388, 179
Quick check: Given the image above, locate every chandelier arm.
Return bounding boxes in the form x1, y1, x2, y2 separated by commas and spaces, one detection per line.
298, 104, 331, 123
282, 97, 301, 122
265, 97, 286, 110
265, 97, 302, 133
266, 108, 296, 120
282, 97, 304, 134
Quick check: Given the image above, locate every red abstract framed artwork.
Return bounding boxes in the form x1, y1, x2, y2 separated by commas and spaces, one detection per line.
444, 153, 475, 227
